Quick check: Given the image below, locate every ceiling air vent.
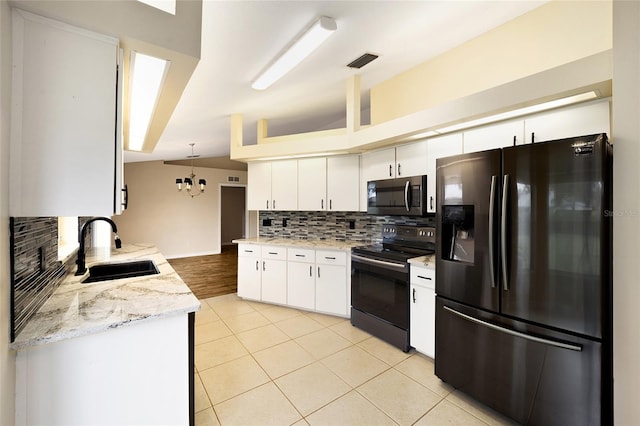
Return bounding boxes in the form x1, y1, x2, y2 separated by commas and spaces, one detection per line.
347, 53, 379, 69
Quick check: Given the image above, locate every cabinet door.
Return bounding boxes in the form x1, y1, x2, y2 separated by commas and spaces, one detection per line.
247, 162, 272, 210
362, 147, 396, 181
287, 261, 315, 310
237, 256, 261, 300
261, 259, 287, 304
463, 119, 525, 153
426, 133, 463, 213
327, 155, 360, 212
298, 158, 327, 211
316, 264, 347, 316
395, 140, 428, 177
10, 10, 119, 216
271, 160, 298, 210
410, 283, 435, 358
523, 100, 610, 144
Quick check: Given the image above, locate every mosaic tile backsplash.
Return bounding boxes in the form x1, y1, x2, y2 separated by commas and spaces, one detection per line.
258, 211, 435, 245
10, 217, 66, 342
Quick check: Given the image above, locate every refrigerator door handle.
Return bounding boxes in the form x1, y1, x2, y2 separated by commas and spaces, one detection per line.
404, 181, 410, 212
443, 306, 582, 352
489, 176, 497, 288
501, 174, 509, 291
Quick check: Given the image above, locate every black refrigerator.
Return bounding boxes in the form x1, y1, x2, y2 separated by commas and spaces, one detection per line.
434, 133, 612, 425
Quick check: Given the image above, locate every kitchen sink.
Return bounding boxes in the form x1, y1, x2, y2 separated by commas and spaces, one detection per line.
82, 260, 159, 283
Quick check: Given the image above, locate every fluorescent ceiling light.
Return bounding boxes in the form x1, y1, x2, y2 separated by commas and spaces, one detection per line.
136, 0, 176, 15
252, 16, 337, 90
128, 51, 170, 151
436, 91, 599, 134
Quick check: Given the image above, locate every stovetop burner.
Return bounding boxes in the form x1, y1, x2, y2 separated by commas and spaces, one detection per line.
352, 224, 435, 263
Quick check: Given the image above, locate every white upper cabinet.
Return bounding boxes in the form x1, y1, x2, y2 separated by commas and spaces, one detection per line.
247, 162, 272, 211
362, 147, 396, 181
395, 140, 429, 178
298, 158, 327, 211
523, 100, 610, 144
463, 119, 526, 153
10, 10, 121, 217
271, 160, 298, 210
327, 155, 360, 212
425, 133, 463, 213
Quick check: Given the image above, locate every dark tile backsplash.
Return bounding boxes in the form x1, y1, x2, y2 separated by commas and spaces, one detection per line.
10, 217, 66, 342
258, 211, 435, 244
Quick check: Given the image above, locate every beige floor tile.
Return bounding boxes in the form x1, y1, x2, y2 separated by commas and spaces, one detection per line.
207, 297, 256, 319
329, 320, 372, 343
253, 340, 315, 379
358, 336, 412, 365
306, 390, 396, 426
195, 320, 233, 345
303, 311, 347, 327
214, 382, 302, 426
200, 355, 270, 404
414, 399, 488, 426
321, 346, 389, 387
395, 353, 454, 397
275, 362, 351, 416
274, 315, 325, 339
221, 310, 270, 334
295, 328, 352, 360
357, 369, 442, 426
292, 419, 310, 426
194, 407, 220, 426
446, 390, 518, 426
194, 373, 211, 413
244, 299, 273, 311
196, 307, 220, 325
236, 323, 291, 353
260, 304, 303, 322
195, 335, 248, 371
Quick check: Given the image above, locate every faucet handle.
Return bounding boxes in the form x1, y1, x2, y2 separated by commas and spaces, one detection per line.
114, 235, 122, 249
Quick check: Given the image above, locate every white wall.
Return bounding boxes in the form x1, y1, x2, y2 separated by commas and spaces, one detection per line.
0, 0, 16, 423
612, 2, 640, 424
112, 161, 247, 258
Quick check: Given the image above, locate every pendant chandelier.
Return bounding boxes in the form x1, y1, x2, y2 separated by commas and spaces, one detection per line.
175, 143, 206, 197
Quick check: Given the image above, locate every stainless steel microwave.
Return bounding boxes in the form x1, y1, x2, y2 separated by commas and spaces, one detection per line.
366, 175, 428, 216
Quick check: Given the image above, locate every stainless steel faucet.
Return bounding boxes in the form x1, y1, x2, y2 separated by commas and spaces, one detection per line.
75, 217, 122, 275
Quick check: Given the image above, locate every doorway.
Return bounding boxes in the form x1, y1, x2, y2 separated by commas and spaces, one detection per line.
220, 185, 246, 248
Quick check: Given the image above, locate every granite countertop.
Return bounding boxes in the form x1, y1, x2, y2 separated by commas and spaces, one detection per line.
233, 237, 364, 251
409, 254, 436, 269
11, 243, 200, 350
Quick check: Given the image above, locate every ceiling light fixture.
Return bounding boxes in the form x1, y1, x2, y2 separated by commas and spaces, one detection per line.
128, 51, 170, 151
175, 143, 206, 197
251, 16, 337, 91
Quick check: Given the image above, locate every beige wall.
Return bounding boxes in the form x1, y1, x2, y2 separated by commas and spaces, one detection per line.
0, 0, 15, 423
112, 161, 247, 259
612, 2, 640, 424
371, 0, 612, 124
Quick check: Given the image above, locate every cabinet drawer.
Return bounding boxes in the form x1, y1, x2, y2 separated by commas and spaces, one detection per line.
288, 248, 315, 262
261, 245, 287, 260
316, 250, 346, 266
238, 244, 260, 258
410, 266, 435, 289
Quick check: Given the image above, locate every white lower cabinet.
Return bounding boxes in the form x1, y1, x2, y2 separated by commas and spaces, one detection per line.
237, 243, 350, 317
315, 250, 349, 316
287, 248, 316, 310
260, 246, 287, 304
237, 244, 261, 300
410, 265, 435, 358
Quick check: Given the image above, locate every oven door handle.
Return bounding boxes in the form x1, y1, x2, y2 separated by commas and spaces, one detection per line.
351, 254, 408, 272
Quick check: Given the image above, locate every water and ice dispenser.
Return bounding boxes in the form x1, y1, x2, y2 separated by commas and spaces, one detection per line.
441, 205, 475, 264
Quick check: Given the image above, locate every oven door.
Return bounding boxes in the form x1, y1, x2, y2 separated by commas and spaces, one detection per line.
351, 254, 410, 329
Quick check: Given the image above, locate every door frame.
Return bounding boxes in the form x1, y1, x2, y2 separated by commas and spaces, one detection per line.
217, 183, 248, 251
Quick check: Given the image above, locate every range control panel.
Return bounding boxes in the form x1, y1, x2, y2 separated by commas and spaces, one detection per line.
382, 225, 435, 244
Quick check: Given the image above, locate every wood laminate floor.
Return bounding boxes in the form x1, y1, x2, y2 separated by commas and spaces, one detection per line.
168, 245, 238, 300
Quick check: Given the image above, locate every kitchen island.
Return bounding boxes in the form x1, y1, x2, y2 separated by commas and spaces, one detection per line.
11, 243, 200, 426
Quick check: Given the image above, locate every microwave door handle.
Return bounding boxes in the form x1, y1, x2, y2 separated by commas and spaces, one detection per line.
404, 181, 410, 212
